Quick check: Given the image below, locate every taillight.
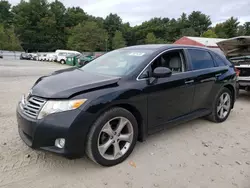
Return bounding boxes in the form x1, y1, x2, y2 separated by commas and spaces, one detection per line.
235, 67, 240, 76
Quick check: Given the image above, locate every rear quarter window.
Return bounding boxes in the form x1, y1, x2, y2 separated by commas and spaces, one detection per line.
188, 49, 215, 70
213, 53, 231, 66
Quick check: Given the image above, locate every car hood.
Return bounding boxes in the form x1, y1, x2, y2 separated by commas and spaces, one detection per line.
217, 36, 250, 58
31, 67, 121, 99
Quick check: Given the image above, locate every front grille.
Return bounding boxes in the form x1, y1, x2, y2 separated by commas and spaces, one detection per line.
238, 68, 250, 77
22, 96, 46, 119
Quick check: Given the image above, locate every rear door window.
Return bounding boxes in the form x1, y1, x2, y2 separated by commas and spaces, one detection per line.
188, 49, 215, 70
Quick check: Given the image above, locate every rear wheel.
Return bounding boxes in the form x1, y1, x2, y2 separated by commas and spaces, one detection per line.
86, 108, 138, 166
207, 87, 232, 123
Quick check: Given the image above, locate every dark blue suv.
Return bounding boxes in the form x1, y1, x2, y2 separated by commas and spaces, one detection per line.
16, 45, 237, 166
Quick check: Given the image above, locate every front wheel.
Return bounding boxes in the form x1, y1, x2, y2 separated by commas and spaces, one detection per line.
60, 59, 66, 64
207, 87, 232, 123
86, 108, 138, 166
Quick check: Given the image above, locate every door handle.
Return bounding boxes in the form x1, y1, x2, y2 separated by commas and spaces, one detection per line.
215, 73, 222, 77
185, 80, 194, 84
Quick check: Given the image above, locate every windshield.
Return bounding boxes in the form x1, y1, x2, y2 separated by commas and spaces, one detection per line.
80, 49, 153, 77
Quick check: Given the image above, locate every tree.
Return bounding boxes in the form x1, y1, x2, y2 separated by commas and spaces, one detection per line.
177, 13, 195, 37
67, 21, 108, 51
112, 30, 126, 49
5, 26, 23, 50
237, 25, 246, 36
104, 13, 123, 49
133, 17, 169, 45
65, 7, 88, 28
2, 0, 249, 52
121, 22, 136, 46
145, 32, 157, 44
88, 16, 104, 28
214, 23, 227, 38
0, 0, 13, 27
144, 32, 165, 44
244, 22, 250, 35
202, 29, 218, 38
12, 0, 52, 51
48, 0, 67, 50
165, 18, 179, 42
188, 11, 212, 36
0, 24, 7, 49
178, 13, 189, 29
180, 28, 198, 37
223, 17, 239, 38
0, 24, 22, 50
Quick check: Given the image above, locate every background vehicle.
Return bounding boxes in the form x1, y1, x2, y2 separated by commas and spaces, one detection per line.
37, 54, 42, 61
38, 54, 43, 61
38, 53, 46, 61
55, 50, 81, 64
49, 54, 57, 62
20, 53, 31, 60
76, 54, 95, 67
217, 36, 250, 91
45, 53, 51, 61
16, 45, 237, 166
40, 54, 47, 61
30, 53, 38, 60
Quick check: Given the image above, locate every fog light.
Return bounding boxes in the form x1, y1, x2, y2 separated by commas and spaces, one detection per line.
55, 138, 65, 149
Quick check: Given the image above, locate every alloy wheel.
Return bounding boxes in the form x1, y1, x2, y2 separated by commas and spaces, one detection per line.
217, 92, 231, 119
98, 117, 134, 160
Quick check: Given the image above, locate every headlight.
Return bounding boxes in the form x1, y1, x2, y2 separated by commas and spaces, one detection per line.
37, 99, 87, 119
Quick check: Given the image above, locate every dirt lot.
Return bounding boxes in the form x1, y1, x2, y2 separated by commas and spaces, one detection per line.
0, 59, 250, 188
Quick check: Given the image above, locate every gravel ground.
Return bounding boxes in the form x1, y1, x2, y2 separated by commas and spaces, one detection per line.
0, 59, 250, 188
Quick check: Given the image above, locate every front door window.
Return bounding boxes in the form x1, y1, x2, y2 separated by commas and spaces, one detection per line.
139, 50, 186, 79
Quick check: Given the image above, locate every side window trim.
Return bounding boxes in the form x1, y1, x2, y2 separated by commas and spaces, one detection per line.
137, 48, 187, 81
179, 51, 186, 72
210, 52, 219, 67
208, 51, 216, 67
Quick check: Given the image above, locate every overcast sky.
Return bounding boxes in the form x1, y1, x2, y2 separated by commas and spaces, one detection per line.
9, 0, 250, 26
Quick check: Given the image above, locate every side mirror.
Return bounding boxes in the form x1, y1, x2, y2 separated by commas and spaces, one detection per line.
152, 67, 172, 78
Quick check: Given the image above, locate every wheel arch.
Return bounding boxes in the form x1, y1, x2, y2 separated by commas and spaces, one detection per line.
224, 84, 235, 108
117, 103, 146, 142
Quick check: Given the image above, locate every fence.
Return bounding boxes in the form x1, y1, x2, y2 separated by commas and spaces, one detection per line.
0, 50, 24, 60
0, 50, 106, 60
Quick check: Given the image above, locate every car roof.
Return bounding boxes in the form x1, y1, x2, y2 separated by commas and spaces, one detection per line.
121, 44, 215, 51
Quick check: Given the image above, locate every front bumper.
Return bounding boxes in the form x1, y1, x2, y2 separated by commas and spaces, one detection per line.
16, 103, 96, 158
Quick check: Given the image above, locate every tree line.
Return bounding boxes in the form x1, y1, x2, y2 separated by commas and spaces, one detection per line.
0, 0, 250, 52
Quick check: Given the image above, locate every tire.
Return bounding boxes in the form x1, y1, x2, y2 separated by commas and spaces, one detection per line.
207, 87, 233, 123
86, 107, 138, 166
60, 59, 66, 64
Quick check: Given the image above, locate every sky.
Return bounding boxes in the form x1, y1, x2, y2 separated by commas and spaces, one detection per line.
9, 0, 250, 26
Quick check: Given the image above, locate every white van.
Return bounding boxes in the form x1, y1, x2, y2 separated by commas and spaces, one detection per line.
55, 50, 81, 64
46, 53, 57, 62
